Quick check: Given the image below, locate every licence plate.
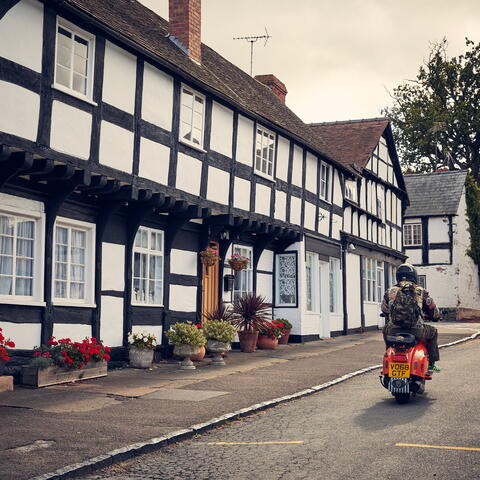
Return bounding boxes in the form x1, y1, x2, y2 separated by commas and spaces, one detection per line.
388, 362, 410, 378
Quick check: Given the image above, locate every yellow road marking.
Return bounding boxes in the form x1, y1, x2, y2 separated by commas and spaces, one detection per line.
396, 443, 480, 452
207, 441, 304, 445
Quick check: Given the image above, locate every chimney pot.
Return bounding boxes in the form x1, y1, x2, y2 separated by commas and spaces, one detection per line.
169, 0, 201, 64
254, 74, 288, 103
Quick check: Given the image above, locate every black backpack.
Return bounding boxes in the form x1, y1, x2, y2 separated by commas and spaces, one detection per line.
390, 283, 421, 328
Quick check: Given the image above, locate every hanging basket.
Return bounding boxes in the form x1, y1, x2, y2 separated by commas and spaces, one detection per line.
228, 259, 248, 271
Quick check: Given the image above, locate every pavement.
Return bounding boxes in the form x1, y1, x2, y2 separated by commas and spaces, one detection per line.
0, 322, 478, 480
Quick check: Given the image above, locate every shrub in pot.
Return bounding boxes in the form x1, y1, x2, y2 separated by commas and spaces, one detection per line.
165, 322, 206, 370
127, 331, 157, 368
203, 317, 237, 366
190, 323, 206, 361
231, 293, 271, 352
276, 319, 293, 344
0, 328, 15, 375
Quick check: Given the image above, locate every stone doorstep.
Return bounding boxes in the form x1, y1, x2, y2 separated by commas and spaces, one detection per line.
0, 376, 13, 392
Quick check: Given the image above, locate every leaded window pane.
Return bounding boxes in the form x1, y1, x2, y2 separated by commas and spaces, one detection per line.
277, 253, 297, 305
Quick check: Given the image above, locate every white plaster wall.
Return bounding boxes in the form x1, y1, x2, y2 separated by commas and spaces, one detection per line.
428, 217, 450, 243
207, 167, 230, 205
256, 273, 272, 303
291, 145, 303, 187
346, 253, 361, 329
429, 249, 450, 264
52, 323, 91, 342
364, 302, 380, 328
100, 296, 124, 346
236, 115, 253, 166
406, 248, 422, 265
332, 214, 342, 240
404, 217, 421, 224
343, 207, 351, 234
142, 63, 173, 130
233, 177, 250, 211
276, 135, 290, 181
318, 207, 330, 236
0, 81, 39, 141
169, 285, 197, 312
359, 179, 366, 210
210, 101, 233, 157
103, 41, 137, 114
352, 211, 359, 236
257, 249, 274, 272
305, 153, 317, 193
290, 196, 302, 226
304, 201, 316, 231
330, 313, 343, 334
50, 101, 92, 160
99, 121, 134, 173
0, 322, 41, 350
397, 230, 402, 250
0, 0, 43, 72
274, 190, 287, 221
386, 190, 392, 222
255, 183, 271, 216
333, 170, 343, 206
131, 324, 162, 342
170, 249, 197, 276
416, 264, 458, 307
139, 137, 170, 185
102, 243, 125, 291
176, 152, 202, 195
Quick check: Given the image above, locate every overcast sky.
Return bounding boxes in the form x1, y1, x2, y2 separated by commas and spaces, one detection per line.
139, 0, 480, 123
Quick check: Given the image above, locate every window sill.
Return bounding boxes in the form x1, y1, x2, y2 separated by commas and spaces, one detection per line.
52, 302, 97, 308
131, 303, 165, 308
0, 298, 46, 307
51, 83, 98, 107
363, 301, 380, 305
254, 170, 275, 183
179, 139, 207, 154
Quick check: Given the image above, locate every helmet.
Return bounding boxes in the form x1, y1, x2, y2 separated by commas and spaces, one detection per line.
396, 263, 418, 284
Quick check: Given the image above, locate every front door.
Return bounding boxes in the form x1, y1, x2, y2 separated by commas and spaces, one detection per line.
201, 241, 219, 321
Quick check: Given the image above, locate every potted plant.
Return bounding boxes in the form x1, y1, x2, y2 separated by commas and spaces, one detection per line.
0, 328, 15, 375
165, 322, 206, 370
227, 253, 250, 271
190, 323, 206, 361
231, 293, 271, 352
127, 331, 157, 368
199, 246, 220, 267
203, 317, 237, 366
276, 319, 293, 344
21, 337, 110, 387
257, 320, 283, 349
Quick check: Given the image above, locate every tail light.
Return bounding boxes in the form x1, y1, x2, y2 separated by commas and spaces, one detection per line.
392, 355, 408, 362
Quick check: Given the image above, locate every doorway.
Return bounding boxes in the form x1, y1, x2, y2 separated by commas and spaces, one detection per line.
201, 241, 219, 321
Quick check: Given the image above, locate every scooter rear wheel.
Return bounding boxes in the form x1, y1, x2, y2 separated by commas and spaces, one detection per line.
394, 393, 411, 404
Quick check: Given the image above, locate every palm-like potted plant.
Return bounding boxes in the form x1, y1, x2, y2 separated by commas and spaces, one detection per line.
203, 304, 237, 365
127, 331, 157, 368
231, 293, 271, 352
165, 322, 206, 370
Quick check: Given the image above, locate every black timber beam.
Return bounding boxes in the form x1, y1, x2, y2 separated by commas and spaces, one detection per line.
0, 151, 34, 188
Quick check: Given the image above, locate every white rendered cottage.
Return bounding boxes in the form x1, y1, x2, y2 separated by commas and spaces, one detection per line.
403, 170, 480, 321
0, 0, 408, 358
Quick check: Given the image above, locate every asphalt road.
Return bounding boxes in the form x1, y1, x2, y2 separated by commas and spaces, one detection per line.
81, 338, 480, 480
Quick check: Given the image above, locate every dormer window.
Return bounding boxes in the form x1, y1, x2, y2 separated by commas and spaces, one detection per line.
54, 18, 95, 100
180, 86, 205, 149
255, 125, 275, 179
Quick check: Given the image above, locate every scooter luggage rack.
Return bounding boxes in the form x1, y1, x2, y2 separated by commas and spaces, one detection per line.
386, 332, 416, 347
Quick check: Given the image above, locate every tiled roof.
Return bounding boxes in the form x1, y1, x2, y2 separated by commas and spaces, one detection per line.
65, 0, 351, 173
404, 170, 467, 217
307, 118, 389, 171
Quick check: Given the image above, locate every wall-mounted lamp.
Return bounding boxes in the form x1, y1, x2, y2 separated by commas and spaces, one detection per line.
347, 243, 356, 252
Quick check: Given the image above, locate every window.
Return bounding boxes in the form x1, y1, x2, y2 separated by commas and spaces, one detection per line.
377, 198, 384, 220
0, 215, 36, 298
417, 275, 426, 289
362, 257, 383, 302
376, 261, 384, 303
53, 220, 95, 304
329, 258, 341, 313
233, 245, 253, 301
55, 18, 95, 99
132, 227, 164, 305
345, 180, 357, 202
255, 126, 275, 178
180, 86, 205, 148
306, 252, 318, 312
320, 162, 331, 201
403, 223, 422, 246
275, 252, 297, 306
389, 264, 397, 288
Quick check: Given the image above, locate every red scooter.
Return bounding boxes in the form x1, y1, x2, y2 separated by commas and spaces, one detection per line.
380, 332, 431, 404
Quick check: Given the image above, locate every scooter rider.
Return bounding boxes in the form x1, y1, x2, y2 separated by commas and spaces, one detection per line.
381, 263, 441, 375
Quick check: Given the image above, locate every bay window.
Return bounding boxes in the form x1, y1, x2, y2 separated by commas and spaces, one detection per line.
362, 257, 384, 302
329, 258, 341, 313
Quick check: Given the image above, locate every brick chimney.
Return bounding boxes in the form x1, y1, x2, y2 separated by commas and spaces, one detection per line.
168, 0, 201, 64
254, 74, 288, 103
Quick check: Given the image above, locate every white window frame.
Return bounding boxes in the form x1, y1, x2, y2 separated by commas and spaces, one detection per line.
376, 261, 384, 303
345, 180, 357, 202
131, 227, 165, 307
179, 85, 206, 150
362, 256, 381, 303
403, 223, 422, 246
52, 217, 96, 306
54, 17, 96, 103
306, 252, 319, 313
320, 162, 331, 202
254, 125, 276, 179
275, 252, 297, 307
232, 245, 253, 302
329, 258, 341, 313
0, 202, 45, 306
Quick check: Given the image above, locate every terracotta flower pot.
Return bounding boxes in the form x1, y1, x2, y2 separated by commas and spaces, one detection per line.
191, 345, 206, 362
129, 346, 154, 369
238, 331, 258, 353
278, 329, 291, 345
257, 335, 278, 350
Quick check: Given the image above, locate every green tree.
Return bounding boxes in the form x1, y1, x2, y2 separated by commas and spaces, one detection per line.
383, 38, 480, 181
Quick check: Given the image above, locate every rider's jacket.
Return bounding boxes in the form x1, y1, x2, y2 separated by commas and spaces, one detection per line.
381, 280, 440, 327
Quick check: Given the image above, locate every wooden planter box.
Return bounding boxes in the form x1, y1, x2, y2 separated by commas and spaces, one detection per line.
21, 361, 107, 387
